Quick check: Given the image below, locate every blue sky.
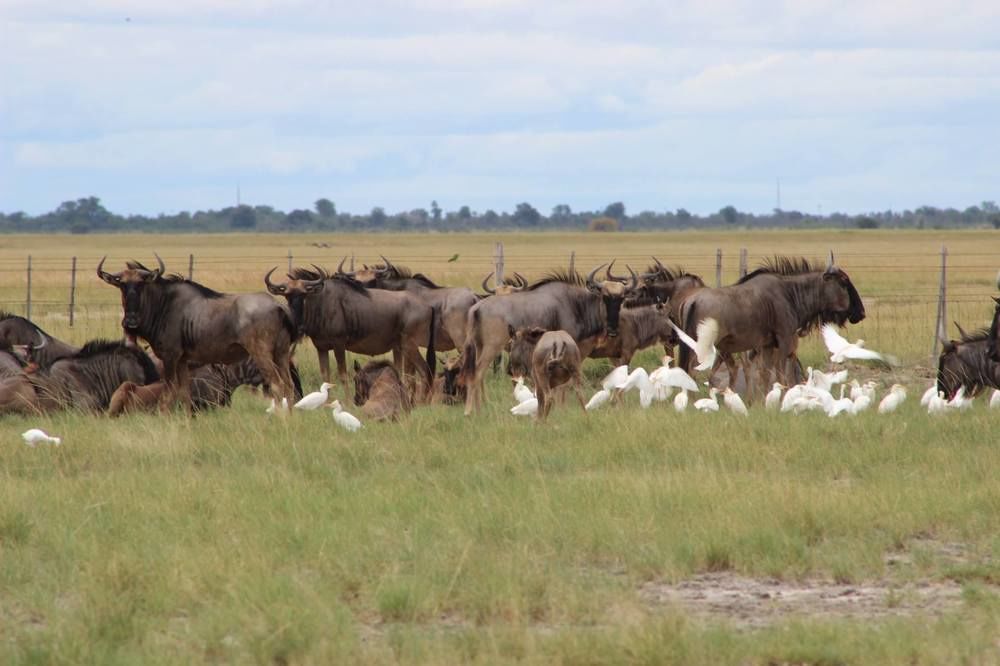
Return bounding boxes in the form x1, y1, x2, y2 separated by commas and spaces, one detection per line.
2, 0, 999, 216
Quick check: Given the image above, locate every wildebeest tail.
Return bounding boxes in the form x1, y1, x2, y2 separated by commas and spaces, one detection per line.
546, 340, 567, 372
426, 306, 438, 379
289, 358, 304, 400
677, 303, 696, 371
278, 303, 301, 343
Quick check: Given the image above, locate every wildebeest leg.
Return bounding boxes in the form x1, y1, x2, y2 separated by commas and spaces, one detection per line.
0, 376, 41, 415
157, 355, 182, 413
573, 373, 588, 413
249, 341, 293, 414
402, 342, 432, 403
334, 347, 349, 401
534, 379, 548, 421
317, 348, 332, 384
465, 340, 503, 415
175, 361, 194, 414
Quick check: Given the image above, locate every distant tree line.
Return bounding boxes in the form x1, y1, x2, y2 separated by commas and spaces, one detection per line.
1, 196, 999, 234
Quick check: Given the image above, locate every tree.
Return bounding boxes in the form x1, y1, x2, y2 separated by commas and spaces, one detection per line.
720, 205, 739, 225
315, 198, 336, 217
482, 209, 499, 226
603, 201, 626, 221
457, 205, 472, 220
285, 209, 313, 229
430, 200, 442, 222
230, 205, 257, 229
370, 207, 387, 227
855, 216, 879, 229
675, 208, 692, 223
512, 202, 541, 227
551, 204, 572, 220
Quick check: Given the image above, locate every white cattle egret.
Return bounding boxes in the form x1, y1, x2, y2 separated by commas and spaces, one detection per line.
585, 388, 611, 411
266, 397, 289, 415
510, 397, 538, 416
21, 429, 61, 446
807, 367, 847, 392
650, 365, 699, 394
989, 389, 1000, 409
673, 389, 689, 412
851, 393, 872, 414
821, 324, 896, 364
827, 386, 855, 417
947, 386, 974, 411
648, 355, 673, 383
294, 382, 334, 410
927, 391, 949, 415
877, 384, 906, 414
722, 387, 748, 416
919, 384, 937, 407
601, 365, 630, 391
329, 400, 362, 431
764, 383, 783, 410
512, 376, 535, 404
693, 387, 720, 412
669, 318, 719, 371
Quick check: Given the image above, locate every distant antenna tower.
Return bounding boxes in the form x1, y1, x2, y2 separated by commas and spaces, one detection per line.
237, 183, 241, 207
776, 178, 781, 211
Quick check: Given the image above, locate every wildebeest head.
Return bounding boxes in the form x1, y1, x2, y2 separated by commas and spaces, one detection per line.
988, 297, 1000, 363
264, 266, 325, 329
507, 326, 547, 378
481, 271, 528, 296
820, 253, 865, 326
353, 358, 400, 407
97, 254, 166, 332
937, 323, 1000, 399
588, 261, 639, 337
637, 257, 705, 304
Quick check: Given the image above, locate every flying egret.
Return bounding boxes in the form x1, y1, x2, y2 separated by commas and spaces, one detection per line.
669, 318, 719, 371
722, 387, 748, 416
990, 389, 1000, 409
601, 365, 630, 391
585, 388, 611, 411
510, 397, 538, 416
919, 384, 937, 407
329, 400, 362, 431
877, 384, 906, 414
294, 382, 334, 410
693, 387, 720, 412
21, 429, 61, 447
764, 383, 783, 410
512, 376, 535, 404
821, 324, 896, 364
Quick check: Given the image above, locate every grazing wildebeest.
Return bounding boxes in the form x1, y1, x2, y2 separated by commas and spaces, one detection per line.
265, 266, 436, 399
0, 339, 161, 415
676, 255, 865, 387
430, 354, 465, 406
0, 311, 79, 368
937, 324, 1000, 400
508, 328, 587, 420
98, 255, 297, 412
107, 357, 303, 416
353, 359, 411, 421
461, 263, 639, 414
480, 271, 528, 297
588, 302, 675, 367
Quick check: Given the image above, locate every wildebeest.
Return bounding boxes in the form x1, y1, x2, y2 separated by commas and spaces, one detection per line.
461, 263, 639, 414
937, 325, 1000, 400
98, 255, 297, 412
353, 359, 411, 421
0, 311, 79, 368
676, 255, 865, 386
430, 354, 465, 406
339, 256, 477, 352
588, 302, 674, 367
265, 266, 437, 400
508, 328, 587, 420
480, 271, 528, 296
0, 339, 161, 415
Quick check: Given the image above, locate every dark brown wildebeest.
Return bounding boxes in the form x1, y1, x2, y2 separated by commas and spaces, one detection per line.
937, 323, 1000, 400
508, 327, 587, 420
98, 255, 297, 412
0, 339, 161, 415
430, 354, 465, 406
352, 359, 411, 421
676, 255, 865, 387
265, 266, 436, 400
588, 302, 674, 367
461, 263, 639, 414
339, 256, 477, 352
0, 311, 79, 368
480, 271, 528, 297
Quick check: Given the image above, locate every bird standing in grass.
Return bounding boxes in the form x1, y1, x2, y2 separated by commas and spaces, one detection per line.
585, 389, 611, 411
877, 384, 906, 414
510, 398, 538, 416
329, 400, 362, 431
764, 383, 783, 410
295, 382, 334, 410
693, 387, 720, 412
673, 389, 689, 412
22, 429, 61, 446
512, 376, 535, 404
722, 387, 748, 416
989, 389, 1000, 409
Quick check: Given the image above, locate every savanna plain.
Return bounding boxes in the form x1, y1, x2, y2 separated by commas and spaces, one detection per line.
2, 230, 1000, 664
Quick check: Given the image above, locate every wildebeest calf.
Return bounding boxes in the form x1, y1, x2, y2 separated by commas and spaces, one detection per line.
353, 359, 412, 421
509, 327, 587, 420
431, 354, 465, 406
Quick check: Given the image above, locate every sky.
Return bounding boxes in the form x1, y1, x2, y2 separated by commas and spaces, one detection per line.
1, 0, 999, 217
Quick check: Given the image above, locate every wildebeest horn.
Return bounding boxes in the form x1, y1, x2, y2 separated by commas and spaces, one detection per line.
626, 264, 638, 290
513, 272, 527, 288
651, 256, 666, 271
32, 330, 46, 350
96, 256, 120, 285
379, 255, 396, 273
826, 250, 835, 270
586, 263, 608, 287
954, 321, 968, 339
151, 252, 165, 280
336, 256, 355, 277
605, 259, 620, 282
481, 272, 496, 295
264, 267, 285, 295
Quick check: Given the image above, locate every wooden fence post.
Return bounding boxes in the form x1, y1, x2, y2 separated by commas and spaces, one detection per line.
568, 250, 575, 275
188, 253, 194, 280
26, 255, 32, 320
69, 256, 77, 327
494, 242, 505, 286
739, 248, 748, 278
287, 250, 293, 274
715, 248, 722, 287
931, 246, 948, 358
350, 254, 355, 272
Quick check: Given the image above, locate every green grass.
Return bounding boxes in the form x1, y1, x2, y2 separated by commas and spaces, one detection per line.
2, 231, 1000, 663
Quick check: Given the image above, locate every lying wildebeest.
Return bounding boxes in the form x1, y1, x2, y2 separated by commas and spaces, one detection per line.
0, 339, 161, 415
0, 342, 28, 379
353, 359, 411, 421
461, 263, 639, 415
588, 302, 674, 367
107, 357, 304, 416
508, 327, 587, 420
339, 256, 476, 353
430, 354, 465, 406
480, 271, 528, 297
0, 311, 79, 368
265, 266, 436, 400
937, 319, 1000, 399
676, 254, 865, 387
99, 255, 297, 412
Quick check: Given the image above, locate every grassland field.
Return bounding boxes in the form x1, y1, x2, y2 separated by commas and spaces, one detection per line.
1, 230, 1000, 664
